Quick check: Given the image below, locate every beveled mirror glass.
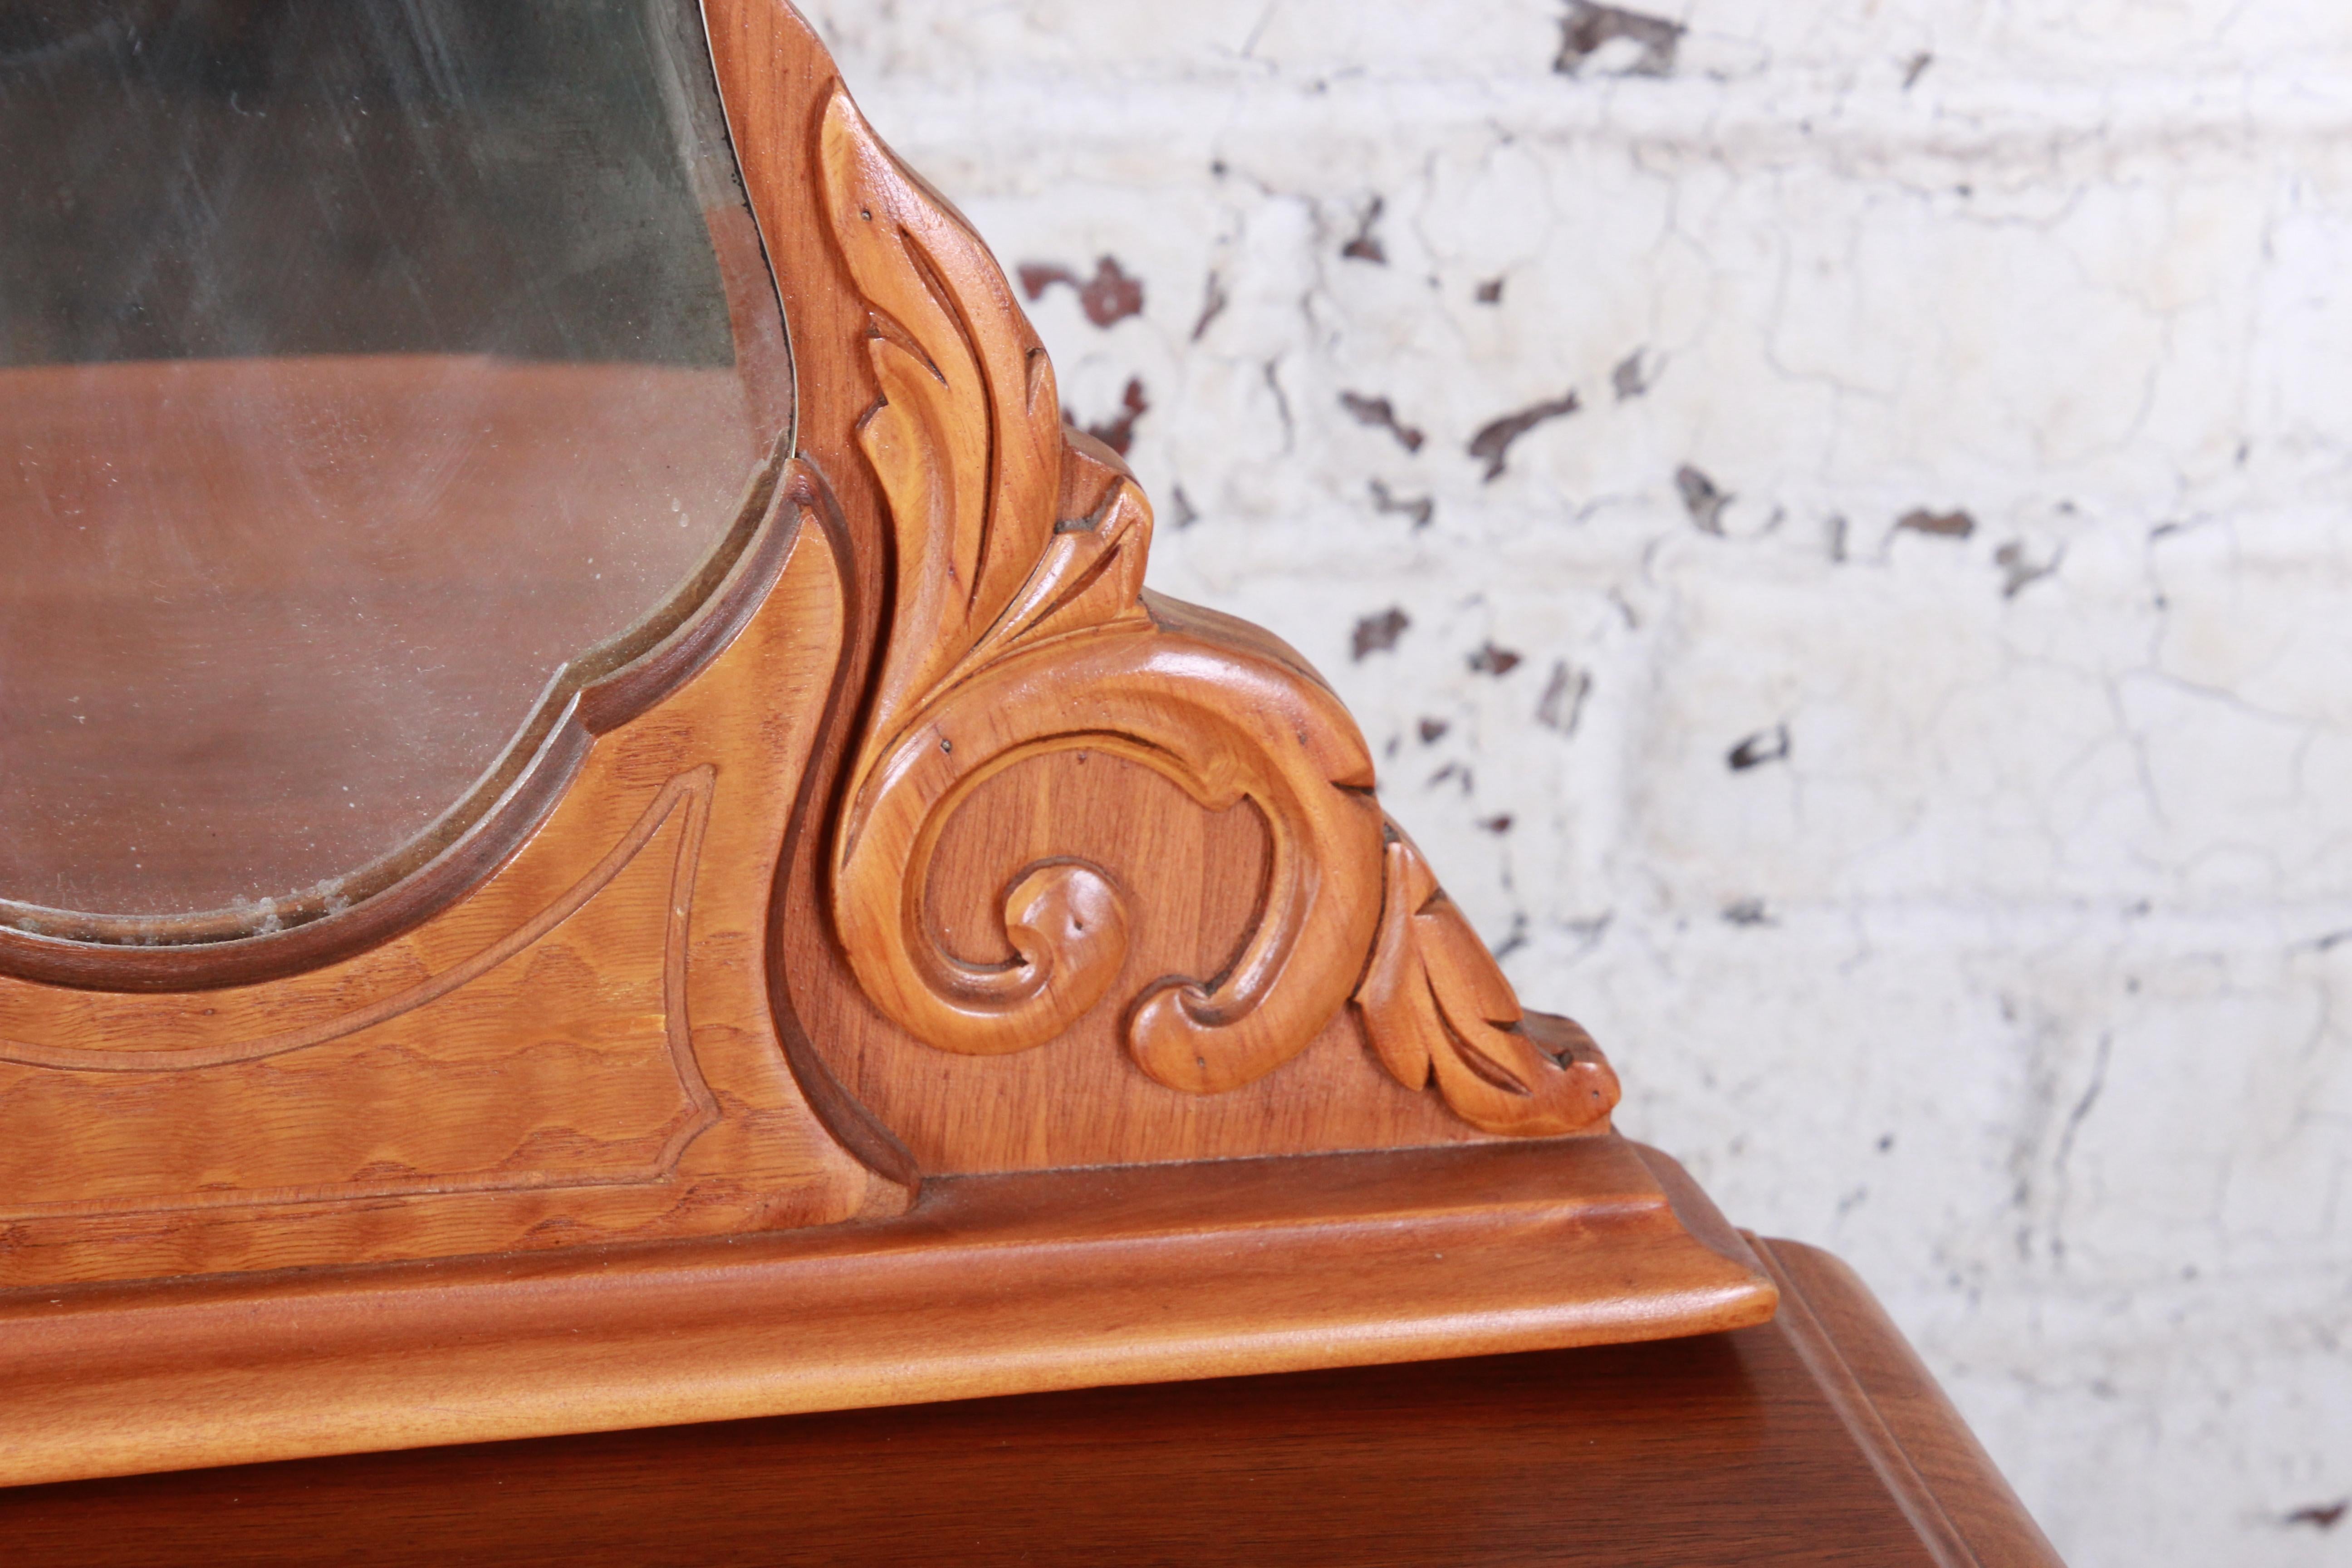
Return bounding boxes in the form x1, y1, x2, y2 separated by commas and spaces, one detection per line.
0, 0, 789, 950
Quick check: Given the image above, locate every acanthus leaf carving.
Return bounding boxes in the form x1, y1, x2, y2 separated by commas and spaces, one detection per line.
816, 86, 1621, 1137
1353, 823, 1618, 1137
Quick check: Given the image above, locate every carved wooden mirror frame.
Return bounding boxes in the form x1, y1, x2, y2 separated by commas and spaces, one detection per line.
0, 1, 1774, 1485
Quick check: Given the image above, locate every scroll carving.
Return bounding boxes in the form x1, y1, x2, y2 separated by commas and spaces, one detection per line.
818, 89, 1619, 1136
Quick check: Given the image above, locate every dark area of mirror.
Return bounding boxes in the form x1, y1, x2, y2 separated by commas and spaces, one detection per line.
0, 0, 791, 943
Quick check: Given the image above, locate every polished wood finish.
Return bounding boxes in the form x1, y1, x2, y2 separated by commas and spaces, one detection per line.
822, 87, 1391, 1093
1357, 823, 1622, 1136
0, 1239, 2061, 1567
0, 0, 1781, 1484
742, 28, 1622, 1168
0, 506, 896, 1289
1762, 1241, 2064, 1564
0, 0, 1642, 1287
0, 1142, 1769, 1488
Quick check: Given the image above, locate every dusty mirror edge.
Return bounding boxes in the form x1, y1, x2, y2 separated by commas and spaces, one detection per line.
0, 0, 799, 987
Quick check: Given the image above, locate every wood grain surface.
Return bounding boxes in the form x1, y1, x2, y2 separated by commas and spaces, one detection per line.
0, 0, 1659, 1262
713, 5, 1629, 1166
0, 1237, 2060, 1568
0, 0, 1794, 1493
0, 507, 897, 1289
0, 1138, 1773, 1487
1762, 1241, 2066, 1566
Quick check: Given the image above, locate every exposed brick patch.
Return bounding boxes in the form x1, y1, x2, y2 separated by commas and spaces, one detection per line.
1370, 479, 1435, 529
1468, 642, 1524, 676
1897, 507, 1976, 539
1352, 606, 1411, 660
1728, 723, 1792, 771
1340, 391, 1425, 453
1612, 350, 1651, 400
1535, 661, 1591, 735
2286, 1500, 2348, 1532
1469, 390, 1580, 481
1677, 465, 1731, 534
1342, 195, 1387, 263
1554, 1, 1684, 79
1017, 255, 1145, 328
1067, 377, 1149, 456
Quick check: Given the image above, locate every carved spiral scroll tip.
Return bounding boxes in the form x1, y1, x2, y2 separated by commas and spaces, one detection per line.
865, 857, 1129, 1058
995, 857, 1129, 1017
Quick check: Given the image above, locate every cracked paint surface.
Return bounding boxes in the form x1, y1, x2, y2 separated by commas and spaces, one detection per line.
804, 4, 2352, 1561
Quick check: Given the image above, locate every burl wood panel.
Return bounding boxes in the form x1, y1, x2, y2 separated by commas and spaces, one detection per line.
0, 1238, 2059, 1568
0, 510, 896, 1289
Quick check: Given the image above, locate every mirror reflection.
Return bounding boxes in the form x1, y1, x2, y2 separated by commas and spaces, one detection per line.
0, 0, 790, 941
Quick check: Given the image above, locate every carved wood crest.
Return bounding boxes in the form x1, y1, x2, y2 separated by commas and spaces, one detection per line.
0, 3, 1776, 1485
815, 92, 1617, 1139
0, 31, 1623, 1306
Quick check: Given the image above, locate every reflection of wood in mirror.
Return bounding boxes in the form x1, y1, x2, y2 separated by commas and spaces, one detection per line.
0, 0, 791, 943
0, 358, 770, 925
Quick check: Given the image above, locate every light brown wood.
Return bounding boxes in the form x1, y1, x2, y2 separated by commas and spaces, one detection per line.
0, 499, 900, 1289
1357, 821, 1621, 1136
0, 1139, 1771, 1489
819, 87, 1384, 1085
0, 0, 1783, 1486
0, 1238, 2053, 1568
773, 65, 1621, 1158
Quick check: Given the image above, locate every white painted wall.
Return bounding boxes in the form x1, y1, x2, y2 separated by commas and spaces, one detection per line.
800, 4, 2352, 1560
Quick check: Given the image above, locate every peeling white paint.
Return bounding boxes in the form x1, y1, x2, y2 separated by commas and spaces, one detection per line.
806, 4, 2352, 1561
